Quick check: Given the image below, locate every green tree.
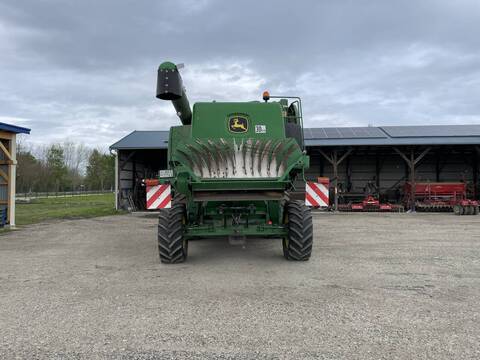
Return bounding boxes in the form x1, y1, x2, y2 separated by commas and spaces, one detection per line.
16, 150, 41, 193
85, 150, 115, 190
103, 153, 115, 190
45, 144, 68, 192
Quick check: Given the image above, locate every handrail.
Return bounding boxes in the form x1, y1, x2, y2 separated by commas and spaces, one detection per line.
269, 95, 305, 151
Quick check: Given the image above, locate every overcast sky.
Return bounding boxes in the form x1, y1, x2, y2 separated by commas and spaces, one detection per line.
1, 0, 480, 149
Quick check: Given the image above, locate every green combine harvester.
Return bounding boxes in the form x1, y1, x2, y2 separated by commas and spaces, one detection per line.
155, 61, 312, 263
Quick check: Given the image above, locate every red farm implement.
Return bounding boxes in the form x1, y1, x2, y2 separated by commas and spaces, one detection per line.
403, 182, 479, 215
338, 195, 404, 212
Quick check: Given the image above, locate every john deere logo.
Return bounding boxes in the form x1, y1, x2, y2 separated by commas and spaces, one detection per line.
228, 116, 248, 133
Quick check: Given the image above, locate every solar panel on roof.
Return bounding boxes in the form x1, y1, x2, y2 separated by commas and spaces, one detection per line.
381, 125, 480, 138
325, 128, 341, 138
352, 127, 379, 137
303, 128, 313, 138
352, 128, 366, 137
338, 128, 355, 138
306, 127, 386, 139
306, 128, 327, 139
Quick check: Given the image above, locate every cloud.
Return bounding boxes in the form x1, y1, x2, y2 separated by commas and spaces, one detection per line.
0, 0, 479, 148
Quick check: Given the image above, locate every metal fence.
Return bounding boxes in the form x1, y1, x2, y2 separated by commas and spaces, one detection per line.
16, 190, 114, 200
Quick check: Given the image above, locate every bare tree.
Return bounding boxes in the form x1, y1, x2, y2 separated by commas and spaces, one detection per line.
62, 141, 92, 189
63, 142, 90, 174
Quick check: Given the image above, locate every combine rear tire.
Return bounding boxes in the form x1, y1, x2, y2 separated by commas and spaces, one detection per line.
283, 201, 313, 261
158, 202, 188, 264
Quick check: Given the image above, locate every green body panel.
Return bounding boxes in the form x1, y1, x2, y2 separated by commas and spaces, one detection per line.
192, 102, 285, 139
185, 225, 286, 238
183, 199, 285, 238
157, 61, 309, 238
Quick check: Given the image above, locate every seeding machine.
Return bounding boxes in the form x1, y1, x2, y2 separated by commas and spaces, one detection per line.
404, 181, 479, 215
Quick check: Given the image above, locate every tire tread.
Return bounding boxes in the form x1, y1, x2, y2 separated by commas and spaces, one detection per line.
284, 200, 313, 261
158, 202, 187, 264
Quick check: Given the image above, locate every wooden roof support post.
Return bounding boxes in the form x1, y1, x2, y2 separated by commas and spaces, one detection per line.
0, 142, 12, 160
337, 148, 353, 165
393, 147, 416, 211
318, 147, 353, 211
7, 137, 16, 226
333, 150, 338, 211
414, 147, 432, 166
409, 148, 415, 212
0, 168, 9, 181
317, 148, 334, 165
335, 148, 353, 210
393, 146, 431, 211
435, 150, 441, 182
375, 152, 380, 189
345, 155, 352, 193
393, 147, 410, 164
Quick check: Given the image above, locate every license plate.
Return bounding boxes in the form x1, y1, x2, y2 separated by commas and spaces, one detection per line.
159, 169, 173, 178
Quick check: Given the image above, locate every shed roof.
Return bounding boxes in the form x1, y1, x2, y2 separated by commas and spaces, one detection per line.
110, 125, 480, 150
110, 131, 169, 150
0, 122, 31, 134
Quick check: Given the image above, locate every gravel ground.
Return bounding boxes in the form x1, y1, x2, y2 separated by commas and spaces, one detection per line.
0, 212, 479, 359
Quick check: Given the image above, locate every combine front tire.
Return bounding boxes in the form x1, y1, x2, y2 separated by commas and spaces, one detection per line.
158, 202, 188, 264
283, 201, 313, 261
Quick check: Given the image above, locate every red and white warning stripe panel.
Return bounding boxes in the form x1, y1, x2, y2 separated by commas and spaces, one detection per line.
146, 184, 171, 209
305, 181, 329, 207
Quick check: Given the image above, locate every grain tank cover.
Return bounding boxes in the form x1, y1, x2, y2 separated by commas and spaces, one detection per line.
191, 102, 285, 139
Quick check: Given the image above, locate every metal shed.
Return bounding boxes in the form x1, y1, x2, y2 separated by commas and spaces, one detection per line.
110, 131, 169, 210
0, 122, 31, 226
110, 125, 480, 210
304, 125, 480, 210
